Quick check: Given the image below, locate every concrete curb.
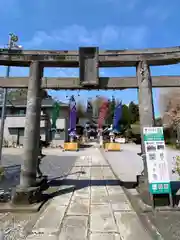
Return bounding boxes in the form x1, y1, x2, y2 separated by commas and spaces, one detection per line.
99, 148, 164, 240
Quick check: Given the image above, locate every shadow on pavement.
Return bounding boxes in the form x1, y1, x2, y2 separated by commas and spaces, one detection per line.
48, 171, 86, 180
42, 178, 137, 201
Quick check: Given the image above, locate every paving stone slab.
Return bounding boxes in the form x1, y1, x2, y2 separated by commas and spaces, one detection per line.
67, 198, 89, 215
91, 195, 109, 205
91, 186, 107, 195
58, 216, 88, 240
68, 167, 82, 180
75, 156, 92, 167
103, 190, 133, 212
91, 187, 109, 205
114, 212, 152, 240
106, 186, 124, 195
90, 205, 118, 232
51, 192, 73, 206
91, 159, 107, 165
91, 176, 104, 180
91, 167, 103, 179
32, 205, 67, 235
91, 186, 107, 192
101, 168, 116, 179
90, 233, 121, 240
69, 166, 82, 174
26, 233, 58, 240
74, 163, 87, 167
108, 193, 133, 212
91, 162, 107, 167
111, 201, 133, 212
79, 167, 91, 178
72, 188, 90, 199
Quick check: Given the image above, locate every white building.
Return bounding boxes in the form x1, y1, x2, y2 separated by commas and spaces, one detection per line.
0, 98, 69, 147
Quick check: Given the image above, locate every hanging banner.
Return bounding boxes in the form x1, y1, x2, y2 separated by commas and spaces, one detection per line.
107, 97, 116, 125
113, 101, 122, 132
51, 102, 60, 130
69, 96, 77, 135
143, 127, 171, 194
98, 99, 109, 129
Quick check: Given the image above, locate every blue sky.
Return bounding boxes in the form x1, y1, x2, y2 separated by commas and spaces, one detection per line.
0, 0, 180, 117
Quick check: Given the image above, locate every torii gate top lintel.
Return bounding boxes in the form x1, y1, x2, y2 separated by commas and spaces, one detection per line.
0, 46, 180, 67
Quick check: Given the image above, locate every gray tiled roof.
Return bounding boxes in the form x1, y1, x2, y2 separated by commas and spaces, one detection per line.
0, 98, 68, 108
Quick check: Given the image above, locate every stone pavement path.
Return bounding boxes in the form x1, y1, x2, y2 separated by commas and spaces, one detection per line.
25, 148, 152, 240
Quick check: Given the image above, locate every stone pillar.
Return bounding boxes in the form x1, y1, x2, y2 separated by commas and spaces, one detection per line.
20, 61, 43, 188
137, 61, 155, 179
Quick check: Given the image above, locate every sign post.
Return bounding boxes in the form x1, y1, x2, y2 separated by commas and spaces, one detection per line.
143, 127, 173, 207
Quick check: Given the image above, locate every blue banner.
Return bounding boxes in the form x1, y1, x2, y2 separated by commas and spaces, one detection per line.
113, 102, 122, 132
69, 96, 77, 136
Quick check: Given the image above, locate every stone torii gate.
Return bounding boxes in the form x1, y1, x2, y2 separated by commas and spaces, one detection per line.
0, 46, 180, 203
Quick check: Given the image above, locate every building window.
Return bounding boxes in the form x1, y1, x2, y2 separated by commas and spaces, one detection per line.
9, 108, 26, 115
9, 108, 17, 115
19, 109, 26, 115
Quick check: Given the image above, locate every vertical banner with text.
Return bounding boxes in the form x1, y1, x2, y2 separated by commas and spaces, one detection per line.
69, 95, 77, 136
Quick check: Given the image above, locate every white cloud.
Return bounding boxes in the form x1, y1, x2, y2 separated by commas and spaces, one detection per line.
24, 24, 149, 49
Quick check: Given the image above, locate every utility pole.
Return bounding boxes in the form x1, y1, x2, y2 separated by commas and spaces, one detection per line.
0, 33, 20, 163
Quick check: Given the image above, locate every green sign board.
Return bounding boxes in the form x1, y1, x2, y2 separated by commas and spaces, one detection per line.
149, 182, 171, 194
143, 127, 171, 195
143, 127, 164, 141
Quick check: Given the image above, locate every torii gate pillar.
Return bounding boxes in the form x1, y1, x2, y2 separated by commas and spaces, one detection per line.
13, 61, 43, 204
137, 61, 155, 188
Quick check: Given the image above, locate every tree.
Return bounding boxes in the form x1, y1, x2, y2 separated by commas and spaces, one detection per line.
7, 89, 28, 100
119, 104, 131, 133
160, 89, 180, 128
76, 101, 86, 119
106, 97, 116, 125
159, 88, 180, 145
155, 117, 162, 126
7, 89, 50, 101
128, 101, 139, 124
91, 96, 105, 120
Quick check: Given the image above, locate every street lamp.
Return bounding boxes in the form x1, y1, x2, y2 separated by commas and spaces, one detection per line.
0, 33, 22, 164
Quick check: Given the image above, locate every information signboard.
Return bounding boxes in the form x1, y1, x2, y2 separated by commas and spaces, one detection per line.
143, 127, 171, 194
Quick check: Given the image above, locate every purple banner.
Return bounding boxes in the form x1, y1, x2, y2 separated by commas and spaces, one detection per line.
69, 96, 77, 135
